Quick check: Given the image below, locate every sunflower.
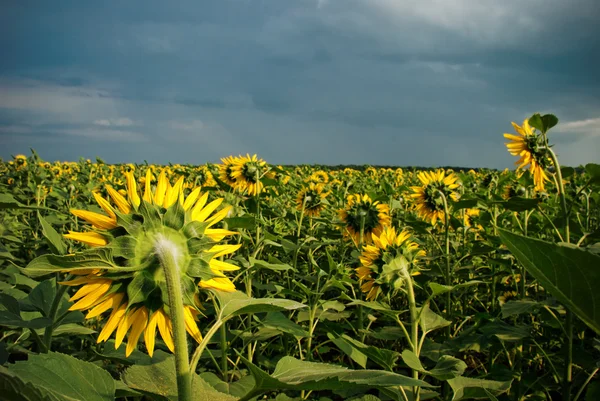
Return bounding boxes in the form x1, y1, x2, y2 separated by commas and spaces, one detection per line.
409, 170, 460, 225
219, 155, 239, 188
55, 169, 241, 357
230, 154, 270, 196
463, 208, 482, 231
356, 226, 425, 300
14, 154, 27, 170
504, 119, 551, 192
308, 171, 329, 184
339, 194, 391, 245
195, 165, 217, 188
296, 183, 328, 217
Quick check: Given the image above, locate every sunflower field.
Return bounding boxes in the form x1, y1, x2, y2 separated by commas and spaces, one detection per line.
1, 113, 600, 401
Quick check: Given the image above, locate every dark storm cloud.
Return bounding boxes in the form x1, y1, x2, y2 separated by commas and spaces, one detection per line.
1, 0, 599, 167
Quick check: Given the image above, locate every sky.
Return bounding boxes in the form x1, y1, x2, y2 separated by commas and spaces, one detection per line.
1, 0, 599, 168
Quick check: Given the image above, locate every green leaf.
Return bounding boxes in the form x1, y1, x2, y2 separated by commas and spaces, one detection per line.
0, 194, 49, 211
0, 366, 61, 401
419, 304, 450, 334
127, 270, 157, 305
447, 376, 512, 400
23, 248, 143, 278
261, 312, 308, 337
497, 197, 541, 212
586, 163, 600, 184
501, 300, 543, 318
4, 351, 115, 401
224, 216, 256, 230
499, 229, 600, 334
199, 372, 256, 397
238, 355, 433, 401
527, 113, 544, 133
26, 279, 56, 316
123, 352, 235, 401
541, 113, 559, 132
249, 256, 294, 272
429, 281, 483, 297
216, 291, 306, 321
401, 350, 466, 381
37, 213, 66, 255
328, 333, 399, 371
560, 166, 575, 179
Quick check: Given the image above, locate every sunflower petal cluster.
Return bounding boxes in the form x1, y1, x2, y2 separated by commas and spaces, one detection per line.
296, 182, 328, 217
60, 169, 240, 356
339, 194, 391, 245
504, 119, 550, 191
409, 170, 460, 225
219, 154, 271, 196
356, 226, 425, 300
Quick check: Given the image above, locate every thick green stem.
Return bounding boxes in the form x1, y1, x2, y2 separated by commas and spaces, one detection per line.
44, 274, 72, 351
156, 236, 192, 401
404, 270, 420, 401
220, 323, 228, 381
438, 191, 452, 339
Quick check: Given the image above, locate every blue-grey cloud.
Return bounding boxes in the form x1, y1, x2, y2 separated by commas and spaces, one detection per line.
1, 0, 599, 168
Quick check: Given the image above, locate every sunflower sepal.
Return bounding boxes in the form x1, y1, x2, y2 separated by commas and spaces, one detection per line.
187, 257, 226, 280
107, 235, 138, 259
163, 199, 186, 230
127, 270, 158, 305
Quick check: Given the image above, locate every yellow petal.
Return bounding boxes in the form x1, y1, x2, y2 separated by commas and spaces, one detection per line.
86, 292, 124, 319
207, 243, 242, 258
204, 228, 238, 242
209, 259, 240, 272
164, 176, 184, 208
92, 192, 116, 220
192, 198, 223, 222
153, 170, 168, 206
156, 309, 175, 352
126, 307, 148, 357
143, 169, 153, 203
97, 302, 127, 343
199, 277, 236, 292
144, 310, 160, 357
63, 231, 107, 247
183, 188, 202, 211
126, 172, 141, 208
205, 206, 232, 228
115, 308, 134, 349
190, 192, 209, 217
69, 280, 112, 311
106, 185, 131, 214
70, 209, 117, 230
183, 306, 203, 344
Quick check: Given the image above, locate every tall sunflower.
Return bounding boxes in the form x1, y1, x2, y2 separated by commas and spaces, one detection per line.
409, 170, 460, 225
56, 169, 240, 357
230, 154, 270, 196
339, 194, 391, 245
504, 119, 551, 191
357, 226, 425, 301
14, 154, 28, 170
296, 182, 328, 217
219, 156, 239, 188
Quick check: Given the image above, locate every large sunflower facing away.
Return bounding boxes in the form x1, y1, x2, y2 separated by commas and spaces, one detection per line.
357, 226, 425, 300
410, 170, 460, 225
57, 169, 241, 357
230, 154, 270, 196
296, 182, 328, 217
339, 194, 391, 245
504, 119, 550, 192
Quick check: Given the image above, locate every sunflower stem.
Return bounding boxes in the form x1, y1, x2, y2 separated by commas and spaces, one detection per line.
437, 191, 452, 340
155, 236, 192, 401
403, 268, 420, 401
44, 274, 72, 351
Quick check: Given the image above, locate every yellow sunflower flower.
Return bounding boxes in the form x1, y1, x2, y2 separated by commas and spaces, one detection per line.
219, 155, 239, 188
230, 154, 270, 196
14, 154, 28, 170
296, 182, 328, 217
504, 119, 551, 192
339, 194, 391, 245
55, 169, 241, 357
357, 226, 425, 300
409, 170, 460, 225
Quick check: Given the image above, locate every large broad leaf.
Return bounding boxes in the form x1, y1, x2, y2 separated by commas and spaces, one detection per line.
0, 194, 50, 211
401, 350, 466, 381
215, 291, 306, 321
199, 372, 256, 398
499, 229, 600, 334
2, 352, 115, 401
328, 332, 400, 371
261, 312, 309, 337
0, 366, 60, 401
447, 377, 512, 400
238, 355, 433, 401
122, 352, 235, 401
38, 213, 66, 255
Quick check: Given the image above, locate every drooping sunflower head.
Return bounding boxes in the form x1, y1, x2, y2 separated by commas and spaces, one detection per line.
57, 169, 241, 357
229, 154, 270, 196
504, 118, 552, 192
14, 154, 27, 170
308, 171, 329, 184
219, 156, 239, 187
463, 208, 482, 231
339, 194, 391, 245
296, 182, 328, 217
356, 226, 425, 301
409, 170, 460, 225
195, 165, 217, 188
